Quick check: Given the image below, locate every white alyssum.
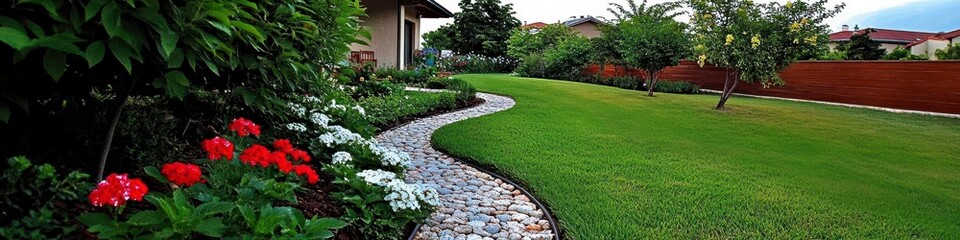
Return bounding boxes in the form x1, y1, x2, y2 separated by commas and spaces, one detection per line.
286, 123, 307, 132
287, 102, 307, 117
379, 151, 412, 168
317, 125, 364, 147
331, 151, 353, 165
356, 169, 439, 211
310, 112, 331, 127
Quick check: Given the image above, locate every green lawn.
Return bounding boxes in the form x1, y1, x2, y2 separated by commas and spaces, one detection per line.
432, 74, 960, 239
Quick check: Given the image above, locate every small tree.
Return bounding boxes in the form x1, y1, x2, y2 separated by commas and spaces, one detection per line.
935, 43, 960, 60
690, 0, 843, 109
422, 24, 455, 50
506, 24, 578, 59
840, 29, 886, 60
543, 36, 594, 80
615, 9, 690, 96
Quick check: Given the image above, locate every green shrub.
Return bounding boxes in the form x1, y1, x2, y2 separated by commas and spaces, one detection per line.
883, 47, 928, 60
935, 44, 960, 60
359, 91, 458, 127
817, 51, 848, 60
543, 36, 594, 80
649, 80, 701, 94
1, 156, 91, 239
515, 54, 548, 78
439, 54, 518, 73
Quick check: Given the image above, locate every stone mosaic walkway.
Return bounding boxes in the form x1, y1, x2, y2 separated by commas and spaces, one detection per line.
376, 91, 555, 240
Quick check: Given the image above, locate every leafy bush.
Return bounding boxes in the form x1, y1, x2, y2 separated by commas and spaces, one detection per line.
817, 51, 847, 60
649, 80, 701, 94
515, 54, 548, 78
543, 36, 594, 80
935, 44, 960, 60
883, 47, 928, 60
0, 156, 91, 239
425, 77, 477, 104
360, 91, 457, 128
79, 118, 345, 239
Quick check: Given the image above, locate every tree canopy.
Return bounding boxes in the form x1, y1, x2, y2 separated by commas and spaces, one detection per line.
449, 0, 521, 56
690, 0, 844, 109
839, 29, 886, 60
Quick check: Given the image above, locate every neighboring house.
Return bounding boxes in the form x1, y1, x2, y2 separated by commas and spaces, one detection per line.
828, 25, 935, 53
562, 16, 603, 38
350, 0, 453, 69
520, 16, 604, 38
905, 29, 960, 60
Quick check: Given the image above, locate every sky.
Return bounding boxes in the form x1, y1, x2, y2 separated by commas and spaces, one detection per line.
420, 0, 960, 36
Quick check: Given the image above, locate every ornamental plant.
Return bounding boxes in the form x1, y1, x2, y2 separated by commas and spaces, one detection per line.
282, 95, 440, 240
0, 156, 91, 239
613, 0, 691, 96
689, 0, 843, 109
79, 118, 345, 239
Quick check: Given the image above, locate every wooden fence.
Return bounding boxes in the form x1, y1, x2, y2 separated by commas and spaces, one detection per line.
586, 61, 960, 115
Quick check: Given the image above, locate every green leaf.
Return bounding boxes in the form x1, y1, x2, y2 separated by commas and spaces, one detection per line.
76, 212, 113, 227
32, 34, 85, 56
238, 205, 256, 225
163, 71, 190, 99
23, 20, 45, 38
166, 48, 184, 68
310, 218, 348, 229
160, 29, 178, 58
143, 166, 167, 183
0, 27, 32, 50
43, 50, 67, 82
108, 38, 136, 73
19, 0, 58, 17
230, 21, 263, 42
193, 218, 226, 237
85, 0, 110, 21
100, 2, 122, 39
0, 102, 11, 123
191, 202, 235, 218
85, 41, 106, 68
127, 210, 166, 226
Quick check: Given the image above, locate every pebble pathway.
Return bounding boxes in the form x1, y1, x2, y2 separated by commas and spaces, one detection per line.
376, 91, 555, 240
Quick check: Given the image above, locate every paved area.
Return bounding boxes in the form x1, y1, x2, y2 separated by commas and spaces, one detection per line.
376, 92, 555, 240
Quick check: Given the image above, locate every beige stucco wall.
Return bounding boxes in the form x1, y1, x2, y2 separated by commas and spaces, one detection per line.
879, 43, 903, 53
912, 40, 950, 60
953, 38, 959, 45
352, 0, 400, 68
572, 22, 601, 38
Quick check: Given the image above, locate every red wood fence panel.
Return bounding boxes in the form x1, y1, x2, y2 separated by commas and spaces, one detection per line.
586, 61, 960, 115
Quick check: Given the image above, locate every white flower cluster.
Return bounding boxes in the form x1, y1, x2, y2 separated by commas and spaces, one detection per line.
310, 112, 331, 127
356, 170, 441, 211
286, 123, 307, 132
288, 102, 307, 118
352, 105, 366, 116
332, 151, 353, 165
318, 125, 365, 147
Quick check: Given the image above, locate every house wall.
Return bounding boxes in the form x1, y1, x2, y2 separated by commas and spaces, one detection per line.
586, 61, 960, 114
911, 41, 930, 56
912, 40, 950, 60
352, 0, 400, 68
404, 6, 420, 50
571, 22, 601, 38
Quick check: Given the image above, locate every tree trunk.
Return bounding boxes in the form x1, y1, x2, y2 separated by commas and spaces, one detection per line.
647, 70, 657, 97
96, 79, 138, 181
716, 70, 739, 109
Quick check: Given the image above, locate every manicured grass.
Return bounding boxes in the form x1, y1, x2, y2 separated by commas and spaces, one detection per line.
432, 74, 960, 239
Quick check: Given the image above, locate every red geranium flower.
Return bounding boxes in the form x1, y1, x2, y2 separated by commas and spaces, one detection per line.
239, 144, 272, 167
273, 139, 294, 153
275, 158, 294, 173
88, 173, 149, 207
290, 149, 311, 162
228, 118, 261, 137
201, 137, 234, 160
161, 162, 204, 187
292, 165, 319, 184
